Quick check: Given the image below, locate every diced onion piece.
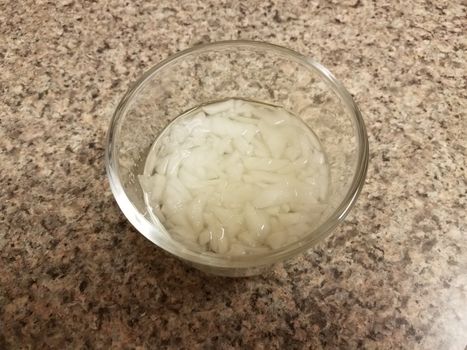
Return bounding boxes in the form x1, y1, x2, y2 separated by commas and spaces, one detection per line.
265, 206, 281, 215
229, 243, 247, 255
247, 170, 286, 184
238, 231, 258, 247
212, 235, 229, 254
202, 99, 234, 115
244, 203, 271, 240
252, 137, 271, 158
284, 144, 301, 161
166, 150, 188, 176
266, 231, 286, 250
243, 157, 289, 171
171, 226, 197, 243
277, 212, 308, 227
155, 156, 169, 174
152, 204, 166, 222
198, 230, 211, 246
212, 207, 242, 237
259, 121, 288, 158
210, 116, 257, 140
253, 184, 291, 209
233, 137, 253, 155
187, 195, 207, 233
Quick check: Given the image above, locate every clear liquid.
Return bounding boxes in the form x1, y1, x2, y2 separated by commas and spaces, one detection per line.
139, 98, 330, 255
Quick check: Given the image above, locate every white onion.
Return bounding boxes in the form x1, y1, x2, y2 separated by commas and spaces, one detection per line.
140, 99, 329, 255
187, 195, 207, 233
243, 157, 289, 172
253, 184, 291, 209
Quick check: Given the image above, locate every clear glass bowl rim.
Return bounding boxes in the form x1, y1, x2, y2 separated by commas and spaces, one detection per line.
105, 40, 369, 269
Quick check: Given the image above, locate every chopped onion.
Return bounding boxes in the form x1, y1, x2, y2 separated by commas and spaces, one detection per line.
140, 99, 329, 256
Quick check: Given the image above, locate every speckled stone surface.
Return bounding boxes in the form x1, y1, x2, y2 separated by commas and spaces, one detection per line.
1, 0, 466, 348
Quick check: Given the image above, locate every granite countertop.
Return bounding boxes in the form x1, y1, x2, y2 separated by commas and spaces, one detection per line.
1, 0, 466, 348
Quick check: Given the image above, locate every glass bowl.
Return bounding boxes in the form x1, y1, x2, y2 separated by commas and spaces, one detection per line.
105, 40, 369, 277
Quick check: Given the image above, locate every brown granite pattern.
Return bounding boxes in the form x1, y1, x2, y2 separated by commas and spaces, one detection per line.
0, 0, 466, 348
